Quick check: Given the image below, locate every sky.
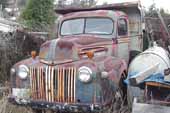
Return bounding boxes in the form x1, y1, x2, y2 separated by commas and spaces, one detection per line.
97, 0, 170, 12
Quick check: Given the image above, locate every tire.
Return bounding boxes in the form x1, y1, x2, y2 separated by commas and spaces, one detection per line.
101, 89, 124, 113
104, 72, 129, 113
119, 72, 127, 105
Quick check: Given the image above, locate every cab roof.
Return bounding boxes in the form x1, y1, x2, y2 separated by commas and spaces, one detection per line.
61, 10, 127, 20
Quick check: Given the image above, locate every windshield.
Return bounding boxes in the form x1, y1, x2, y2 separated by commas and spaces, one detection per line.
61, 18, 114, 36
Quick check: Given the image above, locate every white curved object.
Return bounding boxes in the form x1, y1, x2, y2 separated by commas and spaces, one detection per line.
128, 46, 170, 83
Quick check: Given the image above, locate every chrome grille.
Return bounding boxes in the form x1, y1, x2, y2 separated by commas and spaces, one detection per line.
30, 67, 77, 103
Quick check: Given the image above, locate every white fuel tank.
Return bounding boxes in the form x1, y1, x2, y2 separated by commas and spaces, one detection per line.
128, 46, 170, 77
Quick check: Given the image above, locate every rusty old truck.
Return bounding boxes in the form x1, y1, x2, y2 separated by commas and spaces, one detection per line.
8, 1, 145, 113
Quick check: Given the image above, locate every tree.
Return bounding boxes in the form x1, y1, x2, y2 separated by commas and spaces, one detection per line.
146, 4, 170, 18
0, 0, 7, 9
72, 0, 97, 8
21, 0, 55, 32
103, 2, 108, 5
160, 8, 170, 17
18, 0, 27, 8
145, 4, 158, 17
57, 0, 67, 8
56, 0, 97, 8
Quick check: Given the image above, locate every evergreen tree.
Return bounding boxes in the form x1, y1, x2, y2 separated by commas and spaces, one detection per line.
146, 4, 170, 18
57, 0, 67, 8
57, 0, 97, 8
145, 4, 158, 17
21, 0, 55, 32
18, 0, 27, 8
103, 2, 108, 5
77, 0, 97, 8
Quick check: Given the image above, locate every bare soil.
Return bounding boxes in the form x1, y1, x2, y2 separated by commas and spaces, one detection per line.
0, 96, 33, 113
0, 96, 131, 113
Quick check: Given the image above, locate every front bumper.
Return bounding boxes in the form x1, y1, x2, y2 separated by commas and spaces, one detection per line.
8, 97, 104, 112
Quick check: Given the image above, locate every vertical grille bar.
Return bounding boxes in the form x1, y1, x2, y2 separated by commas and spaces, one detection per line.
73, 67, 76, 103
70, 67, 73, 102
62, 68, 65, 102
42, 67, 45, 100
60, 68, 62, 102
48, 66, 51, 102
39, 67, 42, 100
30, 67, 77, 103
30, 67, 33, 99
31, 67, 34, 99
40, 67, 43, 100
38, 67, 41, 99
54, 69, 57, 101
45, 66, 48, 101
33, 67, 36, 99
57, 68, 60, 102
37, 67, 40, 99
68, 68, 71, 102
51, 67, 54, 102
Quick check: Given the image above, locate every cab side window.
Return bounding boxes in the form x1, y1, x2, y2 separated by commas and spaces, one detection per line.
118, 18, 128, 36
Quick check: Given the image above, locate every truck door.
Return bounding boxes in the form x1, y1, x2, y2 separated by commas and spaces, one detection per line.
117, 18, 130, 63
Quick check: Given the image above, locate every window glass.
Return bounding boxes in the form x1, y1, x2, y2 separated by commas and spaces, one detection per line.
118, 19, 127, 36
61, 19, 84, 35
60, 18, 114, 36
85, 18, 113, 35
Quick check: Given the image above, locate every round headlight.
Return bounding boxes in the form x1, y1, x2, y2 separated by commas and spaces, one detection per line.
18, 65, 29, 79
78, 66, 92, 83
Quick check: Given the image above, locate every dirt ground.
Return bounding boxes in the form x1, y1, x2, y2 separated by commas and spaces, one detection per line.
0, 96, 33, 113
0, 96, 130, 113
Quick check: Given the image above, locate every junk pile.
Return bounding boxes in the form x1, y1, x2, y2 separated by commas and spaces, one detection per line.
125, 6, 170, 113
126, 45, 170, 113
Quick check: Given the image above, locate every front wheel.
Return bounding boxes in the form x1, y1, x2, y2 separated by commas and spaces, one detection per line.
102, 88, 130, 113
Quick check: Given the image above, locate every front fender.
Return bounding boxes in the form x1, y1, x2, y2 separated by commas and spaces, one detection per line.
102, 57, 127, 84
95, 56, 128, 105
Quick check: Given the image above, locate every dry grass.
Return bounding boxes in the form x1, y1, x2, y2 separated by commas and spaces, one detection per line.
0, 95, 131, 113
0, 96, 33, 113
0, 30, 45, 84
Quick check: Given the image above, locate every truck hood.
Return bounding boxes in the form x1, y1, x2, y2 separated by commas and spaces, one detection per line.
39, 35, 113, 65
60, 35, 113, 46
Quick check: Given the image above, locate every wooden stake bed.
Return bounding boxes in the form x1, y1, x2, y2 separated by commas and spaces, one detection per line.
146, 82, 170, 89
145, 82, 170, 105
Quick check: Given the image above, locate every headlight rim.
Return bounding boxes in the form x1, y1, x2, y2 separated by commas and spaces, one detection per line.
17, 65, 29, 79
78, 66, 93, 83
